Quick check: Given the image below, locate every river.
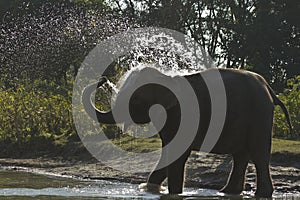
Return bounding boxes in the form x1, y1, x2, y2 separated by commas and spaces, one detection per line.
0, 170, 298, 199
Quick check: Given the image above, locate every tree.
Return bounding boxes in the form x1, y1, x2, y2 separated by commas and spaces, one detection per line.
245, 0, 300, 91
0, 0, 132, 86
109, 0, 300, 90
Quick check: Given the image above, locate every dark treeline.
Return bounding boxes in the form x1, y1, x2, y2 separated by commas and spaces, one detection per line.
1, 0, 299, 90
0, 0, 299, 155
113, 0, 300, 91
0, 0, 134, 87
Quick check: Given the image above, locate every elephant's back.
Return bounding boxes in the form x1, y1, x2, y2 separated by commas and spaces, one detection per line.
187, 68, 273, 154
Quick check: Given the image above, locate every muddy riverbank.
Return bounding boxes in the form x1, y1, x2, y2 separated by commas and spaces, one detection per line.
0, 151, 299, 194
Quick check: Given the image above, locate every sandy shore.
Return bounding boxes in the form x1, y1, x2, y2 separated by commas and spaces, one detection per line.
0, 152, 299, 194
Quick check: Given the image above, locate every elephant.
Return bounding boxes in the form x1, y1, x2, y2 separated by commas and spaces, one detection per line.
82, 67, 292, 198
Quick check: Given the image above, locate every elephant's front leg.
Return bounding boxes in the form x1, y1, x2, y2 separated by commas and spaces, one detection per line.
141, 147, 168, 193
147, 147, 168, 185
167, 149, 191, 194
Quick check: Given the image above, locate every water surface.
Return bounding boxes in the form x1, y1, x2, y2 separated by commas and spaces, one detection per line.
0, 170, 298, 199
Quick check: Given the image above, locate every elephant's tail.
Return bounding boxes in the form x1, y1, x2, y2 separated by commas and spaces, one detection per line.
267, 84, 293, 134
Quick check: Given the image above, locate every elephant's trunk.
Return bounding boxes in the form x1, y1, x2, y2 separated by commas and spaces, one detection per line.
82, 77, 116, 124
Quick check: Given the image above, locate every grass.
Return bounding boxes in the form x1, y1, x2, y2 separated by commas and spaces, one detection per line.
111, 136, 300, 155
112, 135, 161, 153
272, 138, 300, 154
271, 138, 300, 165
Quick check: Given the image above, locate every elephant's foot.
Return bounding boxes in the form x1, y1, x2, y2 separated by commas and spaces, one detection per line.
160, 194, 183, 200
255, 186, 273, 198
255, 190, 273, 198
139, 183, 167, 193
220, 185, 243, 195
254, 164, 274, 198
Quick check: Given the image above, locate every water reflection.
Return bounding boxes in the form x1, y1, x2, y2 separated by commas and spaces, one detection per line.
0, 170, 298, 199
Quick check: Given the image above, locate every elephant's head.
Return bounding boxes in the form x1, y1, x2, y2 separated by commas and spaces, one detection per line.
82, 67, 179, 127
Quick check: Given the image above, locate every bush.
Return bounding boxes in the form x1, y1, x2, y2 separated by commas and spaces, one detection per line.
0, 79, 75, 151
273, 76, 300, 139
0, 69, 298, 157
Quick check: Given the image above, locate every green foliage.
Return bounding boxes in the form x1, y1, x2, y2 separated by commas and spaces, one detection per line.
274, 76, 300, 139
0, 79, 75, 148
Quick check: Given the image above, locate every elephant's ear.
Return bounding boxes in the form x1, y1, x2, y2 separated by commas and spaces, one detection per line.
154, 75, 180, 111
162, 93, 178, 110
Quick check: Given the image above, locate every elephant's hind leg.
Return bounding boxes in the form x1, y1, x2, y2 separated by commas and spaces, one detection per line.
251, 147, 274, 197
220, 152, 249, 195
249, 115, 274, 198
253, 162, 273, 198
